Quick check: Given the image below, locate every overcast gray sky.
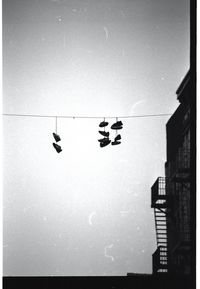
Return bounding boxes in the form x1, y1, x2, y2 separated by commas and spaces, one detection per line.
3, 0, 189, 276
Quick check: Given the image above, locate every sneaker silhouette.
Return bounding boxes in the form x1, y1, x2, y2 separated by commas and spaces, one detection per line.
98, 137, 109, 142
115, 134, 121, 141
100, 139, 111, 147
99, 121, 109, 127
111, 121, 123, 130
98, 131, 110, 137
111, 140, 121, 145
111, 125, 123, 130
53, 133, 61, 142
53, 143, 62, 153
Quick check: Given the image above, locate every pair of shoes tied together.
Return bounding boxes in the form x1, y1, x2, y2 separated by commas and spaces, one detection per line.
52, 132, 62, 153
98, 119, 110, 147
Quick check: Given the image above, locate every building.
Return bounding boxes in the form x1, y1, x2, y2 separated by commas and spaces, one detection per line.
151, 70, 191, 275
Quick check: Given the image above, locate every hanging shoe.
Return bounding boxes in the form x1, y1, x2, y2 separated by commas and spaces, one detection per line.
100, 139, 111, 147
115, 120, 123, 126
98, 137, 109, 142
111, 125, 123, 130
115, 134, 121, 141
99, 121, 109, 127
111, 140, 121, 146
53, 132, 61, 142
111, 121, 123, 130
98, 131, 109, 137
53, 143, 62, 153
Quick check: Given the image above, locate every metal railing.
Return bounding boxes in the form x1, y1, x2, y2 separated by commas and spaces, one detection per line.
152, 246, 168, 274
151, 177, 167, 208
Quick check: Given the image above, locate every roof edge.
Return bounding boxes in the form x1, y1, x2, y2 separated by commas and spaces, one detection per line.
176, 70, 190, 95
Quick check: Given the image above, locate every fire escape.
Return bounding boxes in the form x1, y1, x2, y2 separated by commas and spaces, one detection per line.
151, 177, 168, 274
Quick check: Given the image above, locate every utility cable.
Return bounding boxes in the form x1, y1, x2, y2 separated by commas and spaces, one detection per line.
3, 113, 172, 119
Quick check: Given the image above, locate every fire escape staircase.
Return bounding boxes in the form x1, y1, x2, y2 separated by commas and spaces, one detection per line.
151, 177, 168, 274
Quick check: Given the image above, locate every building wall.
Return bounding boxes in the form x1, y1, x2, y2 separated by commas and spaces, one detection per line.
165, 72, 191, 275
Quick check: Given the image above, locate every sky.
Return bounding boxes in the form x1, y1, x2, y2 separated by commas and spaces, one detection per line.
3, 0, 190, 276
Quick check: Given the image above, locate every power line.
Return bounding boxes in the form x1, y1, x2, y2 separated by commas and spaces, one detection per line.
2, 113, 172, 119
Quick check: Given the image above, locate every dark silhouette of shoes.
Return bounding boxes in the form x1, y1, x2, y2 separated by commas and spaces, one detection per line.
99, 131, 110, 137
53, 143, 62, 153
111, 140, 121, 145
53, 133, 61, 142
98, 137, 109, 142
111, 121, 123, 130
100, 139, 111, 147
99, 121, 109, 127
115, 134, 121, 141
111, 125, 123, 130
